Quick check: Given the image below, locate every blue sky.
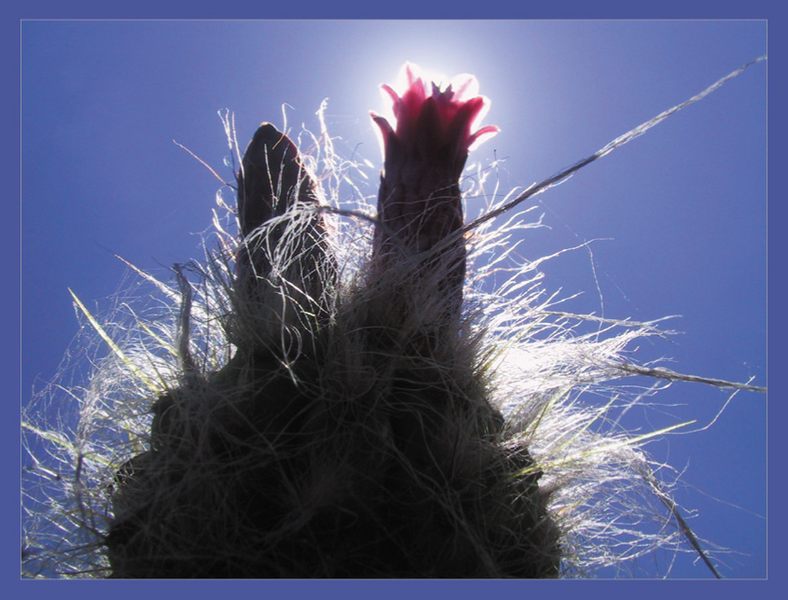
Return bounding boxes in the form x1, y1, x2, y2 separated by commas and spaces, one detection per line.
20, 20, 766, 578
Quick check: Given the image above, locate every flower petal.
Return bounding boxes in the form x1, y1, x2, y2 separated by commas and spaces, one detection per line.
381, 84, 400, 111
449, 73, 479, 102
370, 111, 395, 158
468, 125, 500, 150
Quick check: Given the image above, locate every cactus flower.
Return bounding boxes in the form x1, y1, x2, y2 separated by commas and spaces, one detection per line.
371, 63, 499, 178
370, 63, 499, 322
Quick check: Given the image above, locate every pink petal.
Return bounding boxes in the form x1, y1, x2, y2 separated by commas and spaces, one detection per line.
467, 125, 500, 150
404, 62, 419, 88
381, 84, 400, 106
380, 84, 402, 120
370, 111, 394, 157
449, 73, 479, 102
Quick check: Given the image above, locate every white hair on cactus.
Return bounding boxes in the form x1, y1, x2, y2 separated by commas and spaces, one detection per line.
22, 57, 765, 577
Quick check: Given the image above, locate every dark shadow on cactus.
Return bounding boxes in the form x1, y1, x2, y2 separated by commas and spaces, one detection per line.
106, 83, 561, 576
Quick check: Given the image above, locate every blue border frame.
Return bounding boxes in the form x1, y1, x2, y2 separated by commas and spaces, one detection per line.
7, 1, 782, 598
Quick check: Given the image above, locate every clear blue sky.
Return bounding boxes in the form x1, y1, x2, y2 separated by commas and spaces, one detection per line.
21, 20, 766, 578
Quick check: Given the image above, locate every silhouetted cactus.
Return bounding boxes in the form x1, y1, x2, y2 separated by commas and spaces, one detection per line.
105, 67, 560, 578
24, 59, 765, 580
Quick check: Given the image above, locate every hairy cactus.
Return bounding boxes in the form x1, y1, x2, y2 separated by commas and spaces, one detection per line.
25, 59, 764, 580
104, 66, 560, 578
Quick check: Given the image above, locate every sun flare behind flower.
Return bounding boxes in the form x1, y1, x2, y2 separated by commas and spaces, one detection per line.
371, 62, 499, 170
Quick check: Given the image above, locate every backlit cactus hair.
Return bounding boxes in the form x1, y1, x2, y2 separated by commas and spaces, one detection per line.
22, 61, 765, 578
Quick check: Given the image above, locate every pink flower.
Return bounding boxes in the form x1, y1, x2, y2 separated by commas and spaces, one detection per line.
369, 64, 498, 324
371, 63, 499, 178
